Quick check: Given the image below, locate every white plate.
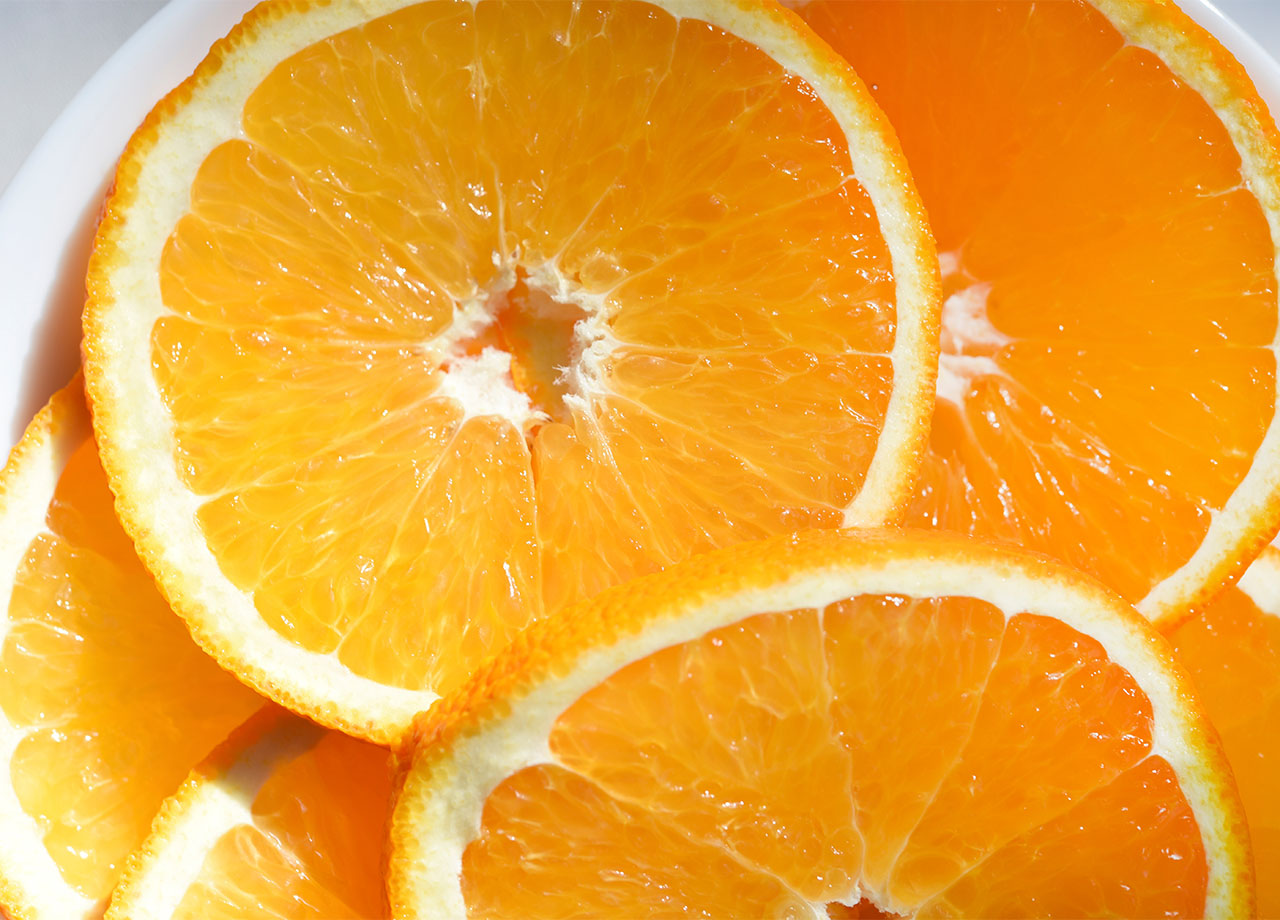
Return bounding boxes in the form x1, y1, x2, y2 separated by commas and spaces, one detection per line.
1, 0, 1278, 449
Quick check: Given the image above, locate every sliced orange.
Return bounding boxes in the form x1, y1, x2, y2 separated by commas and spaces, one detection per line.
83, 0, 940, 743
389, 529, 1253, 918
0, 379, 261, 920
106, 707, 393, 920
1166, 546, 1280, 918
795, 0, 1280, 622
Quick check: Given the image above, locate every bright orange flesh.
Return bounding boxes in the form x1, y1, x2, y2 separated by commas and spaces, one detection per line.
0, 385, 261, 903
170, 726, 392, 919
1166, 555, 1280, 918
146, 0, 907, 699
798, 0, 1279, 614
460, 599, 1205, 917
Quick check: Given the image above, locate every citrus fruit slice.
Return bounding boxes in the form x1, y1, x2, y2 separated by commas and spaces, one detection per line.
106, 707, 393, 920
83, 0, 940, 743
1166, 546, 1280, 917
0, 378, 262, 920
795, 0, 1280, 622
388, 529, 1253, 919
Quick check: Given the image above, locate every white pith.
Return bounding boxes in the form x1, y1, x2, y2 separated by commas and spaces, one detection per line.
434, 349, 534, 425
0, 382, 101, 920
429, 261, 615, 430
935, 252, 1008, 408
1236, 545, 1280, 616
86, 0, 939, 738
104, 714, 326, 920
390, 545, 1246, 919
522, 260, 618, 421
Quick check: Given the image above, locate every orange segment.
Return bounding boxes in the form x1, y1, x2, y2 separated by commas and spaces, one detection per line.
0, 380, 261, 920
885, 613, 1154, 905
463, 763, 810, 919
823, 595, 1005, 892
797, 0, 1280, 622
239, 5, 501, 303
84, 0, 939, 739
1166, 548, 1280, 918
550, 610, 861, 904
530, 415, 674, 614
920, 757, 1207, 918
389, 530, 1253, 918
607, 346, 894, 508
192, 413, 540, 693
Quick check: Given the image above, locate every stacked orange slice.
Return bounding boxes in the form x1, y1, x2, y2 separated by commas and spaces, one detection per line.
389, 530, 1254, 918
0, 380, 260, 919
106, 708, 392, 920
797, 0, 1280, 622
0, 0, 1273, 916
792, 0, 1280, 906
83, 0, 941, 743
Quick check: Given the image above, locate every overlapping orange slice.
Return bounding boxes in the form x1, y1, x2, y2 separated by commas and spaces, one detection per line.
796, 0, 1280, 622
83, 0, 941, 743
106, 708, 392, 920
0, 380, 261, 920
390, 530, 1253, 918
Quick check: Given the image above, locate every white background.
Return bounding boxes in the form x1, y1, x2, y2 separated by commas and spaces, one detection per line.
1, 0, 1278, 198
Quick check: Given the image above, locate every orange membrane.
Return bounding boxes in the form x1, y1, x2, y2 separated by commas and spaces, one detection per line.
799, 0, 1278, 609
172, 729, 393, 919
461, 597, 1206, 918
153, 1, 898, 693
0, 412, 260, 900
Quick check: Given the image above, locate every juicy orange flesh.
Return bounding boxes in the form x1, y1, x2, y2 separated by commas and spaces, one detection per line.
0, 431, 261, 900
153, 0, 895, 693
461, 597, 1207, 917
1166, 569, 1280, 918
800, 0, 1277, 605
173, 729, 392, 920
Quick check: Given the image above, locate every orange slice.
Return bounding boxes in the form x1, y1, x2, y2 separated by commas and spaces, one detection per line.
106, 707, 393, 920
1166, 546, 1280, 917
795, 0, 1280, 622
83, 0, 940, 743
388, 529, 1253, 918
0, 379, 261, 920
